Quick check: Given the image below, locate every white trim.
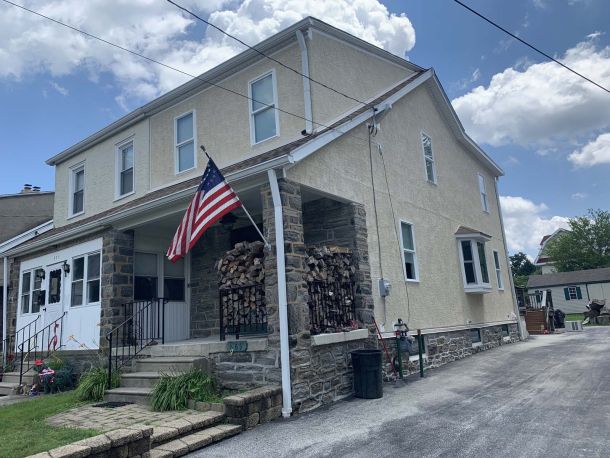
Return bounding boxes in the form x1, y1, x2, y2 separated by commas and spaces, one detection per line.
478, 173, 489, 213
174, 110, 197, 175
420, 131, 437, 184
457, 238, 492, 294
311, 328, 369, 346
0, 220, 53, 254
399, 219, 419, 282
296, 30, 313, 135
115, 136, 135, 201
248, 69, 280, 145
68, 162, 86, 218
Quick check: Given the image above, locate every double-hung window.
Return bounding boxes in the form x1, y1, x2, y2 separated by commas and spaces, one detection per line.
70, 165, 85, 216
20, 268, 45, 314
400, 221, 419, 281
117, 141, 134, 197
421, 133, 436, 183
71, 252, 101, 306
478, 173, 489, 212
175, 112, 195, 173
249, 71, 278, 144
456, 228, 492, 293
493, 250, 504, 290
564, 286, 582, 301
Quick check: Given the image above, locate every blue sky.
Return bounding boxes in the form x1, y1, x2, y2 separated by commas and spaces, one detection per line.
0, 0, 609, 257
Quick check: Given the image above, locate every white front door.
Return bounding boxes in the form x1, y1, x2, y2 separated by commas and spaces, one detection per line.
41, 263, 66, 351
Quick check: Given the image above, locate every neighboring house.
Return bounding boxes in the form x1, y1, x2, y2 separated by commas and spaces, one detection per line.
534, 228, 569, 274
2, 18, 519, 413
0, 186, 54, 348
527, 267, 610, 314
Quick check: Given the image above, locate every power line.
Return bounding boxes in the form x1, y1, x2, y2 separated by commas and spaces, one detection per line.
1, 0, 381, 150
453, 0, 610, 94
165, 0, 369, 108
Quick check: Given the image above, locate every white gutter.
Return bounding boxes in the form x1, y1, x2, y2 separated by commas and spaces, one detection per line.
296, 30, 313, 135
267, 169, 292, 418
494, 178, 525, 340
2, 256, 7, 363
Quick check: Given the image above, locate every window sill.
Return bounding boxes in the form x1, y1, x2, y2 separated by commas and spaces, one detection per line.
67, 211, 85, 221
113, 191, 135, 203
406, 278, 420, 284
175, 166, 197, 176
426, 179, 437, 186
251, 133, 279, 147
311, 328, 369, 347
464, 285, 492, 294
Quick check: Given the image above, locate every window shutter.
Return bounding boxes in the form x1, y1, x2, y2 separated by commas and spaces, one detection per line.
576, 287, 582, 299
564, 288, 570, 300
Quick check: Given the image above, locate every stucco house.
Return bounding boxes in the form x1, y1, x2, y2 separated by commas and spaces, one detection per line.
534, 229, 569, 274
528, 267, 610, 314
1, 18, 520, 412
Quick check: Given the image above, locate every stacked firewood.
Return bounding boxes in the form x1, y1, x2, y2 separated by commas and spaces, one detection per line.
216, 241, 265, 289
304, 246, 356, 283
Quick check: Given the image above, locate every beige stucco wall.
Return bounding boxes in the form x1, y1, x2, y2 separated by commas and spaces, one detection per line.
287, 83, 514, 329
307, 30, 415, 127
53, 119, 150, 227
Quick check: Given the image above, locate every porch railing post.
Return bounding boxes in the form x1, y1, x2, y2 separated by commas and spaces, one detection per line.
107, 333, 113, 389
219, 289, 225, 342
161, 299, 166, 345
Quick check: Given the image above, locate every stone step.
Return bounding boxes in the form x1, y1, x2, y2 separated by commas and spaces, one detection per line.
150, 424, 242, 457
147, 337, 268, 357
1, 372, 22, 384
0, 381, 20, 396
104, 386, 152, 405
150, 411, 225, 446
135, 356, 210, 373
120, 372, 161, 388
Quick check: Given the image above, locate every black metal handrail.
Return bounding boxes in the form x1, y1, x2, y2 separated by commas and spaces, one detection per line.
106, 298, 167, 388
18, 312, 66, 384
219, 284, 267, 341
2, 316, 40, 363
307, 280, 356, 335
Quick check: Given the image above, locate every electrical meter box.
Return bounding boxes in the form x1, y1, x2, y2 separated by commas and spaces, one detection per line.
379, 278, 392, 297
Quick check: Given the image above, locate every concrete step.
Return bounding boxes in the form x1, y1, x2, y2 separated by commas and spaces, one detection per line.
135, 356, 210, 373
150, 423, 241, 457
147, 337, 268, 357
0, 381, 20, 396
104, 386, 152, 405
150, 411, 225, 446
120, 372, 161, 388
1, 372, 22, 384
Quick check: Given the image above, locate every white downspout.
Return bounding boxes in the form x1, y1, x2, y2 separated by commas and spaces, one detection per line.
296, 29, 313, 135
267, 169, 292, 417
494, 177, 526, 340
2, 256, 8, 364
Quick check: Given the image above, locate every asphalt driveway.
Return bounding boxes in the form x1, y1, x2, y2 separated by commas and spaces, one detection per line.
193, 327, 610, 458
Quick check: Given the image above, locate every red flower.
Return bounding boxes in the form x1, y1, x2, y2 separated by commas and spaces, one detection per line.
7, 354, 14, 361
34, 359, 44, 366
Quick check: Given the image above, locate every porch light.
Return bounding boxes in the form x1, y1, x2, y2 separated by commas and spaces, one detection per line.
35, 269, 45, 280
219, 212, 238, 231
62, 261, 70, 276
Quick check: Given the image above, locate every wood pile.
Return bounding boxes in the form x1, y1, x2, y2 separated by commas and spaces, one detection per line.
304, 246, 356, 284
217, 241, 265, 289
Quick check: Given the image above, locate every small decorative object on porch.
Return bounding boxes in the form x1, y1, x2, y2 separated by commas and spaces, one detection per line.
305, 246, 357, 334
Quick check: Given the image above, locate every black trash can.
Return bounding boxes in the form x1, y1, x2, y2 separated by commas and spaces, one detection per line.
351, 349, 383, 399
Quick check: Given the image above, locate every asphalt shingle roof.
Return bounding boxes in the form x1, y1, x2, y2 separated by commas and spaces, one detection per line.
527, 267, 610, 288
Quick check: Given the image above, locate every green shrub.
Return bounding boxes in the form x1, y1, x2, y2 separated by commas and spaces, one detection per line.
74, 367, 120, 402
151, 369, 220, 412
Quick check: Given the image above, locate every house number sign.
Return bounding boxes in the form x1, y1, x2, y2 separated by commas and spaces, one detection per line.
226, 341, 248, 352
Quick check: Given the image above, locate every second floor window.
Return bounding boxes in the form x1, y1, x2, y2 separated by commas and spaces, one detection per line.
421, 133, 436, 183
250, 72, 278, 144
118, 141, 134, 197
71, 165, 85, 216
175, 112, 195, 173
478, 173, 489, 212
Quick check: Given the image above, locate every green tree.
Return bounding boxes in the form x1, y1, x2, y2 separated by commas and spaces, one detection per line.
509, 251, 537, 287
545, 209, 610, 272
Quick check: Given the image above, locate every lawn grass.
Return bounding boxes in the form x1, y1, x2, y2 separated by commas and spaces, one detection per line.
0, 392, 99, 458
564, 313, 585, 322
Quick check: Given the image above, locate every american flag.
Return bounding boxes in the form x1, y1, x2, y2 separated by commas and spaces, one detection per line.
166, 158, 241, 262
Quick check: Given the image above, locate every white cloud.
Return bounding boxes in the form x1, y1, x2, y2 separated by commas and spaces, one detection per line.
568, 132, 610, 167
50, 81, 68, 96
500, 195, 569, 256
0, 0, 415, 109
452, 39, 610, 149
571, 192, 587, 200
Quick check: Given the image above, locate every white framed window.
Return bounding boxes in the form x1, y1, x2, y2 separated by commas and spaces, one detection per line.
69, 164, 85, 217
116, 140, 134, 198
457, 236, 491, 293
399, 221, 419, 281
564, 286, 582, 301
478, 173, 489, 212
493, 250, 504, 290
421, 132, 436, 183
70, 252, 101, 306
249, 71, 279, 145
19, 268, 46, 315
175, 111, 196, 174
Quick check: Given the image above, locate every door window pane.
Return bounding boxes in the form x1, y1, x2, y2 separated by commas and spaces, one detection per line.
71, 257, 84, 306
135, 252, 158, 300
48, 269, 62, 304
163, 257, 185, 301
87, 253, 101, 303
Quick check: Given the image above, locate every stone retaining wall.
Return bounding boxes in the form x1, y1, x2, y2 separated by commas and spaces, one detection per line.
209, 346, 281, 390
223, 385, 283, 429
29, 424, 152, 458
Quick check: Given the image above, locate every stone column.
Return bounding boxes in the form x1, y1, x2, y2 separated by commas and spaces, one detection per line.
349, 203, 374, 321
99, 229, 134, 348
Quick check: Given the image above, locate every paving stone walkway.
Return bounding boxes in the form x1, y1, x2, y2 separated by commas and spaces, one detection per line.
47, 403, 206, 431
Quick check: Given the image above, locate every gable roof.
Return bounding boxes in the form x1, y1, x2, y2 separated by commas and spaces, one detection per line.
45, 16, 423, 167
527, 267, 610, 288
534, 228, 569, 265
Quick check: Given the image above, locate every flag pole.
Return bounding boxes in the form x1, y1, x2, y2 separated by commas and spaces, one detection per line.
200, 145, 271, 249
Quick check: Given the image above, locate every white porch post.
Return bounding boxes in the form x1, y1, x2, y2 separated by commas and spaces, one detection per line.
267, 169, 293, 418
2, 256, 8, 364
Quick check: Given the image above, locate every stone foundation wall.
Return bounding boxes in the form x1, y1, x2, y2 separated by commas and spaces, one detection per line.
209, 346, 281, 390
224, 385, 283, 429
